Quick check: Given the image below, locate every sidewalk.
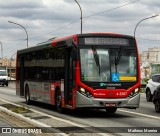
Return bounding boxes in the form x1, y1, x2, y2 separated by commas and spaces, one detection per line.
0, 99, 110, 136
0, 111, 35, 136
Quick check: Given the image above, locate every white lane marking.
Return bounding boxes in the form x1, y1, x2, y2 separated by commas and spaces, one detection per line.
0, 98, 109, 136
118, 109, 160, 120
0, 106, 68, 136
0, 89, 158, 121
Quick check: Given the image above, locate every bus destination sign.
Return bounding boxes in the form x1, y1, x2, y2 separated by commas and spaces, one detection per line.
84, 38, 129, 45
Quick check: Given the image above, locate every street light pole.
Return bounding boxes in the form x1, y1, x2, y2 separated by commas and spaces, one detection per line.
74, 0, 83, 34
0, 41, 3, 66
134, 15, 159, 38
8, 21, 29, 47
0, 41, 3, 59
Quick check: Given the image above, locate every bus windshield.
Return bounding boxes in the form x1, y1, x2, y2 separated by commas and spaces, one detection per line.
80, 47, 137, 82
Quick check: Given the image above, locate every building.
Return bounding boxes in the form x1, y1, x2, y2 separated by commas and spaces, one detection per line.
0, 57, 16, 78
0, 57, 16, 67
140, 47, 160, 78
140, 47, 160, 64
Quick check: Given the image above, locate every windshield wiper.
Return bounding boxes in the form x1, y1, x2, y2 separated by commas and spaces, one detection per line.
92, 46, 101, 76
115, 46, 124, 73
115, 46, 124, 65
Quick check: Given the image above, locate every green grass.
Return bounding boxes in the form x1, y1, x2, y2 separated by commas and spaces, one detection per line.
2, 104, 30, 114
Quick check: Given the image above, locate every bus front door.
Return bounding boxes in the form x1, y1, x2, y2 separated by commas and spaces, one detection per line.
64, 48, 74, 105
20, 57, 25, 97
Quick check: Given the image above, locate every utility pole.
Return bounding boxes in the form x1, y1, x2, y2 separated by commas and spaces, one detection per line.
134, 15, 159, 38
74, 0, 83, 34
8, 21, 29, 47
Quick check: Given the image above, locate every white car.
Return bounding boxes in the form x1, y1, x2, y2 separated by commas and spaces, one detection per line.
146, 74, 160, 101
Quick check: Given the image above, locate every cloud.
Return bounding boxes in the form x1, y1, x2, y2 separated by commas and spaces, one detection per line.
0, 0, 44, 9
0, 0, 159, 58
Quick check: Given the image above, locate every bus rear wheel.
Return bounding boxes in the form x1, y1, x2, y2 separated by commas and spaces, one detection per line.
106, 107, 117, 113
25, 86, 31, 105
55, 89, 64, 113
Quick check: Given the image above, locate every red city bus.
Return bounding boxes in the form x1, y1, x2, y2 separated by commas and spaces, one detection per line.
16, 33, 140, 113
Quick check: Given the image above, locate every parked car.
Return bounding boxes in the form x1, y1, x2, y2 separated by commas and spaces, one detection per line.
152, 85, 160, 112
145, 74, 160, 101
0, 67, 8, 87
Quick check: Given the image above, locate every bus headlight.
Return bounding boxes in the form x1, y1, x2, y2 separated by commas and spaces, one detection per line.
129, 88, 139, 98
78, 87, 93, 98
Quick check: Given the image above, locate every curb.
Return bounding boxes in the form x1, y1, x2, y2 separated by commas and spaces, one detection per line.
0, 98, 111, 136
0, 100, 68, 136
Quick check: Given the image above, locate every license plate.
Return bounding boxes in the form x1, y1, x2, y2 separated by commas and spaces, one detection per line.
105, 103, 116, 107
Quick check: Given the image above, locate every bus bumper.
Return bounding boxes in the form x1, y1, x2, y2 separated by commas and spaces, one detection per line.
76, 92, 140, 108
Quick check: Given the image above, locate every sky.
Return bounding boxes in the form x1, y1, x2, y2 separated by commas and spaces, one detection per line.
0, 0, 160, 59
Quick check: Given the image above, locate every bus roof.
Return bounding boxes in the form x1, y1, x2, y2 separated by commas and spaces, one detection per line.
17, 32, 134, 55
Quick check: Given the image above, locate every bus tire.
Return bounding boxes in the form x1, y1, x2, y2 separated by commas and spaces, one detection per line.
55, 89, 64, 113
106, 107, 117, 113
25, 85, 32, 105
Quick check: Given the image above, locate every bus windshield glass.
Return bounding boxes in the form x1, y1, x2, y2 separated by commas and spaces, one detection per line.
80, 47, 137, 82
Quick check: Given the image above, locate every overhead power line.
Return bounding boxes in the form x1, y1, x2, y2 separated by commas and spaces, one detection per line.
29, 0, 140, 40
30, 18, 79, 39
83, 0, 140, 19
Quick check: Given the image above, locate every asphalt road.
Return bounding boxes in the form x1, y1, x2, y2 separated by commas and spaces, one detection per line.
0, 82, 160, 135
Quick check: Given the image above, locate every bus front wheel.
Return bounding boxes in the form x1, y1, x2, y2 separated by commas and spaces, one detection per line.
55, 89, 64, 113
25, 86, 31, 105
